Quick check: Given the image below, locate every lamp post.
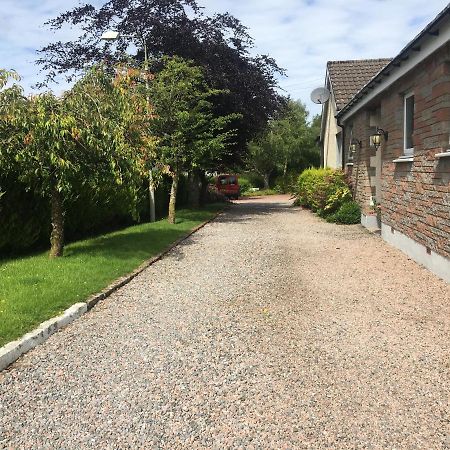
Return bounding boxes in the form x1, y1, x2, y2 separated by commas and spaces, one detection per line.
101, 30, 156, 223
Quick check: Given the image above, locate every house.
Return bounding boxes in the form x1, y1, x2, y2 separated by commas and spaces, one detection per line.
336, 5, 450, 283
320, 58, 391, 169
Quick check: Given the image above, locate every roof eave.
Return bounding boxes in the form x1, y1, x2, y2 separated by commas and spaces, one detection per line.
337, 5, 450, 122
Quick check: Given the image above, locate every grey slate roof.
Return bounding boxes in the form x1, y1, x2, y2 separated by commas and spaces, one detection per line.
327, 59, 392, 111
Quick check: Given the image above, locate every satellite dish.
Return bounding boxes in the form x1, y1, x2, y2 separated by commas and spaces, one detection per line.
310, 87, 330, 105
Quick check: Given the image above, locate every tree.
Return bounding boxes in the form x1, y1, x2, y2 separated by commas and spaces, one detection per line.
0, 67, 147, 257
36, 0, 284, 165
247, 131, 279, 190
246, 99, 321, 190
148, 56, 237, 224
272, 100, 308, 175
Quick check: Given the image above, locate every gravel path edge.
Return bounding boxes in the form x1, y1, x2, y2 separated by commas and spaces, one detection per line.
0, 207, 226, 373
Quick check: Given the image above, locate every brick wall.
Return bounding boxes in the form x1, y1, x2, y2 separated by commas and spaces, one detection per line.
344, 43, 450, 259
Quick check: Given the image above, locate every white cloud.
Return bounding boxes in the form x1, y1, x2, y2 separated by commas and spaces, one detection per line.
202, 0, 447, 116
0, 0, 447, 116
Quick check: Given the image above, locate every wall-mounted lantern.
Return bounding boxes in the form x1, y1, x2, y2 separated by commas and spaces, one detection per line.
349, 138, 362, 154
371, 127, 388, 150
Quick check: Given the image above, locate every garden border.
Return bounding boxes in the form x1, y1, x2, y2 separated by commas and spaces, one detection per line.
0, 208, 225, 372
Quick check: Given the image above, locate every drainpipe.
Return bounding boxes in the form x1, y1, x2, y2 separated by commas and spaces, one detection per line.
337, 118, 345, 170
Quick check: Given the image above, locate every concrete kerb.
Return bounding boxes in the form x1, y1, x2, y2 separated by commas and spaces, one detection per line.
0, 208, 226, 373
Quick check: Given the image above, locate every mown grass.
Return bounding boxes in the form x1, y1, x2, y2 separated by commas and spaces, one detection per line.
242, 189, 278, 197
0, 205, 223, 347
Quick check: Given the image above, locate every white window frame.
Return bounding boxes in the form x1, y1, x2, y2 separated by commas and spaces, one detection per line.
403, 92, 415, 156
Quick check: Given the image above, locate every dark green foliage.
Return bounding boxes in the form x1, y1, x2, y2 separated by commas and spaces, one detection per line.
0, 173, 193, 255
327, 201, 361, 224
240, 172, 265, 189
0, 176, 49, 253
247, 101, 321, 190
274, 171, 298, 194
37, 0, 284, 163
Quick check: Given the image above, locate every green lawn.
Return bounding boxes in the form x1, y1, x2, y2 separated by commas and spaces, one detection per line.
242, 188, 278, 197
0, 205, 223, 347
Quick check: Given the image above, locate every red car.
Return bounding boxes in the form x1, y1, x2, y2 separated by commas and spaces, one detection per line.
216, 174, 240, 200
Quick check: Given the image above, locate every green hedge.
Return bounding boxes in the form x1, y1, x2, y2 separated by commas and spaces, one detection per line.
296, 168, 360, 224
326, 201, 361, 224
0, 173, 191, 255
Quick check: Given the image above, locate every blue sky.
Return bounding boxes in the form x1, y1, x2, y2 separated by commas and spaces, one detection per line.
0, 0, 447, 117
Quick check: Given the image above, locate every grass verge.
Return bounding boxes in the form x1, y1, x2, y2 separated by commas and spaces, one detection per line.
0, 204, 223, 347
242, 189, 278, 197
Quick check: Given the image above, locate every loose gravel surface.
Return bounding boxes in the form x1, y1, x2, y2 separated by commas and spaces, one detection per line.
1, 195, 450, 449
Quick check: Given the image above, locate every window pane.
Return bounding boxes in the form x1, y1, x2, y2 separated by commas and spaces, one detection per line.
405, 95, 414, 150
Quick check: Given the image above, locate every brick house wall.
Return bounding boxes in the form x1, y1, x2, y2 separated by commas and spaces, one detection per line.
344, 43, 450, 260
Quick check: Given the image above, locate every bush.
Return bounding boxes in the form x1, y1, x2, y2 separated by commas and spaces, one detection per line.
241, 172, 265, 189
327, 201, 361, 224
296, 168, 351, 214
296, 168, 359, 224
0, 172, 192, 255
274, 172, 298, 194
238, 177, 252, 194
0, 175, 50, 253
205, 188, 229, 203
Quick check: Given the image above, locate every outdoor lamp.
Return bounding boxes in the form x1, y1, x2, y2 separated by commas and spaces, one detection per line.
349, 138, 362, 154
371, 127, 388, 150
100, 31, 119, 41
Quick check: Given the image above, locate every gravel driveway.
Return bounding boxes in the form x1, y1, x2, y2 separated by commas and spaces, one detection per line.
1, 195, 449, 449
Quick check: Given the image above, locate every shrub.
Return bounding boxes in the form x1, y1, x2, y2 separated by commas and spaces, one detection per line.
0, 175, 50, 253
296, 168, 359, 224
324, 185, 352, 214
238, 177, 252, 194
274, 172, 298, 194
327, 201, 361, 224
205, 187, 229, 203
0, 172, 193, 255
243, 172, 265, 189
297, 168, 349, 212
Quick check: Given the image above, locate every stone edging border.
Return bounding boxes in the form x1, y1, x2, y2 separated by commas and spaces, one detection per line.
0, 208, 225, 373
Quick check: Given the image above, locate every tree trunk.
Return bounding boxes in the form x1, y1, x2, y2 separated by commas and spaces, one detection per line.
263, 173, 270, 190
283, 158, 288, 177
149, 170, 156, 222
199, 171, 209, 206
187, 169, 200, 209
168, 171, 179, 224
49, 187, 64, 258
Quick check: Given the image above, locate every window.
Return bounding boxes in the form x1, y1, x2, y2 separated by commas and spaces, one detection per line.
404, 93, 415, 155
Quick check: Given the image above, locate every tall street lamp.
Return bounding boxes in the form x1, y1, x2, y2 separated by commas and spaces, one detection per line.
101, 30, 156, 223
